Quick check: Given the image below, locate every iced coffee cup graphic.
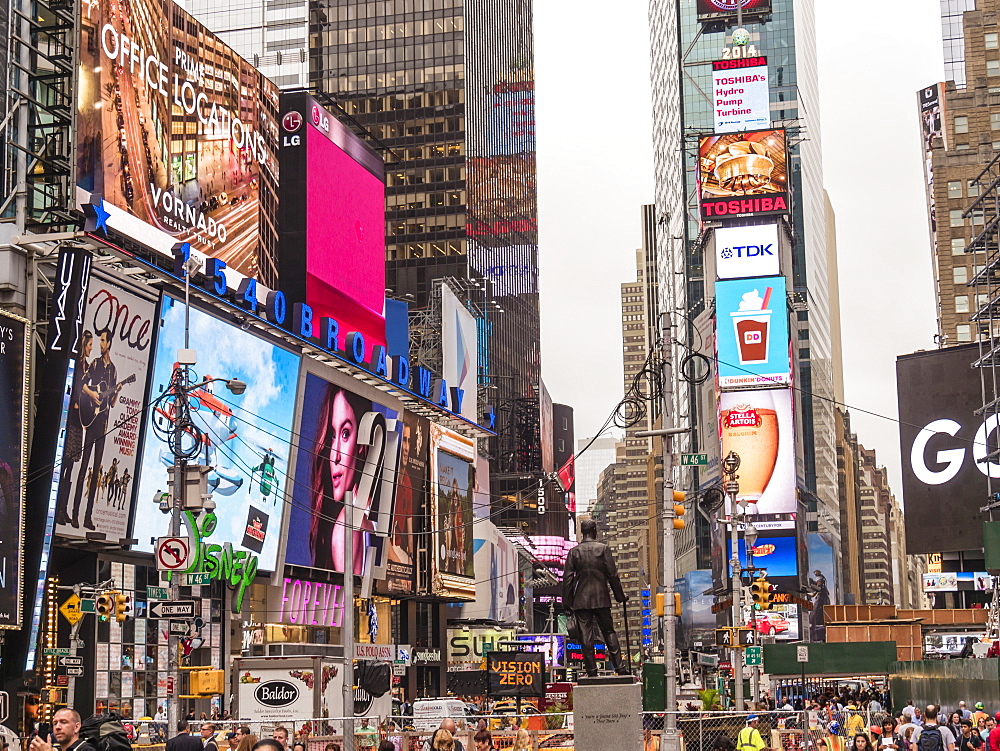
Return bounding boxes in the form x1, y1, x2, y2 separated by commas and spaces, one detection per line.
730, 286, 773, 365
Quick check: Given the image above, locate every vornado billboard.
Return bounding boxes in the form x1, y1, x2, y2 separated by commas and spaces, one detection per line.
897, 344, 992, 555
75, 0, 281, 282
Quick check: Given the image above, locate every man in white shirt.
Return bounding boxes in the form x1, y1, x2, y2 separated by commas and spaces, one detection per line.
914, 706, 958, 751
905, 702, 918, 721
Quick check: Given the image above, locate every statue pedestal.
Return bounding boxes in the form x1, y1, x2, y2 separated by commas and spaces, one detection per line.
576, 675, 635, 686
573, 680, 642, 751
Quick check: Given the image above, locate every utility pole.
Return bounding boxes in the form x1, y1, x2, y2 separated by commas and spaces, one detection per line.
634, 312, 688, 751
723, 452, 745, 710
168, 359, 189, 736
342, 491, 356, 751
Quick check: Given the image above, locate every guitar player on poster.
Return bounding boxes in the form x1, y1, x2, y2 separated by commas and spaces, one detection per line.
69, 328, 120, 531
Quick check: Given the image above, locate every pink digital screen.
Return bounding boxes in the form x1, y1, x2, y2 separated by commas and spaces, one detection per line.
305, 124, 386, 346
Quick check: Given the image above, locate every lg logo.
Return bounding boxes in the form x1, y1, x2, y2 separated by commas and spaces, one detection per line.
910, 417, 1000, 484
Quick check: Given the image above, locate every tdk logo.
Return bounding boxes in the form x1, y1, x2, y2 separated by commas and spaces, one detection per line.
715, 224, 780, 280
720, 243, 774, 259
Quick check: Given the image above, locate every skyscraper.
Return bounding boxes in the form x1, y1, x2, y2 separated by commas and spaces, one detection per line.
649, 0, 841, 580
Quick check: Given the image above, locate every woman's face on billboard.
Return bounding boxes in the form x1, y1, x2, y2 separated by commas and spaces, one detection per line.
328, 390, 359, 502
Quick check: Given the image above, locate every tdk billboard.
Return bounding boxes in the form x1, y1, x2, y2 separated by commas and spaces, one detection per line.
714, 223, 780, 280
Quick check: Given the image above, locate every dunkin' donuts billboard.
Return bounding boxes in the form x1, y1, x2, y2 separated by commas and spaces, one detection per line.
718, 389, 796, 515
715, 275, 790, 389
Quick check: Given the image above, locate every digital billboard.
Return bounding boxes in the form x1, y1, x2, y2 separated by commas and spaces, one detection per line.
486, 652, 544, 698
0, 309, 29, 629
431, 424, 476, 596
716, 275, 790, 388
807, 532, 835, 642
278, 93, 387, 357
53, 272, 157, 544
918, 83, 948, 243
719, 388, 796, 515
469, 245, 539, 297
697, 0, 771, 22
75, 0, 280, 282
441, 285, 479, 423
378, 411, 427, 595
457, 519, 519, 622
698, 130, 788, 221
285, 370, 401, 578
713, 57, 770, 134
714, 223, 780, 280
133, 295, 301, 571
734, 535, 797, 578
467, 155, 538, 246
897, 343, 990, 555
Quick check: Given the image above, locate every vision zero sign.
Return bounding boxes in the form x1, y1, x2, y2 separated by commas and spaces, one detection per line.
714, 224, 779, 280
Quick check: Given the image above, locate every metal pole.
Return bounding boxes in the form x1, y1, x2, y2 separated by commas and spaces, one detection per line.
659, 312, 680, 751
722, 456, 745, 712
168, 363, 187, 737
343, 491, 355, 751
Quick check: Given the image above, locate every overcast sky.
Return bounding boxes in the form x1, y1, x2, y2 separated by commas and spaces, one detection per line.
533, 1, 945, 497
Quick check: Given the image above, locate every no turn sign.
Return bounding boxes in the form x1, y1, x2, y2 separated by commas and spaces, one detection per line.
156, 537, 190, 571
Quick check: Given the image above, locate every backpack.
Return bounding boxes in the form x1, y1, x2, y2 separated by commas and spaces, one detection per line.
917, 725, 945, 751
81, 712, 133, 751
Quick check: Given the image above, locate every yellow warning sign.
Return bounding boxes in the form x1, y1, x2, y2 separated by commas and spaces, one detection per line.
59, 594, 83, 625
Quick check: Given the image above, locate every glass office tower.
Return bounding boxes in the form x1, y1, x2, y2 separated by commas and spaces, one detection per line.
650, 0, 840, 573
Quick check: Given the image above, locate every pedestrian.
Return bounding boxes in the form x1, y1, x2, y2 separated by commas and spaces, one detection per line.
292, 742, 306, 751
356, 720, 377, 751
227, 733, 238, 751
431, 731, 455, 751
273, 728, 289, 751
472, 730, 492, 751
737, 715, 767, 751
202, 724, 219, 751
914, 705, 958, 751
959, 721, 984, 751
855, 735, 874, 751
28, 709, 94, 751
423, 721, 465, 751
948, 714, 965, 741
961, 705, 974, 721
975, 707, 990, 727
167, 721, 206, 751
989, 715, 1000, 751
512, 730, 530, 751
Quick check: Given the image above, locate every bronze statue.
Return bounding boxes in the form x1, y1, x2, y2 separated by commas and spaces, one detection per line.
563, 518, 628, 676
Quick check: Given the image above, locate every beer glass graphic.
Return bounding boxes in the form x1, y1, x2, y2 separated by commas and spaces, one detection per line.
731, 286, 773, 365
720, 389, 779, 513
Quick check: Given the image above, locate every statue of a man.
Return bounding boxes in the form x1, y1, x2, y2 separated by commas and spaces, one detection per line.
563, 518, 629, 676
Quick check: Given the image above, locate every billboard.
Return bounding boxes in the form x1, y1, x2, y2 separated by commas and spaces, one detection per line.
53, 273, 157, 543
75, 0, 280, 282
714, 223, 780, 280
133, 295, 301, 571
918, 83, 948, 243
896, 344, 990, 555
734, 535, 797, 578
431, 424, 476, 594
488, 81, 536, 156
698, 130, 788, 221
278, 93, 387, 356
440, 285, 478, 423
0, 309, 29, 629
457, 519, 519, 622
716, 275, 790, 388
467, 155, 538, 246
697, 0, 771, 22
285, 371, 401, 578
713, 57, 770, 134
486, 652, 544, 698
807, 532, 835, 642
719, 388, 796, 515
378, 411, 428, 595
469, 245, 539, 297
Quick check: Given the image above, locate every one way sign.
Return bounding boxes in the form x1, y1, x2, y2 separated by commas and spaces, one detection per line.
148, 601, 196, 619
58, 656, 83, 668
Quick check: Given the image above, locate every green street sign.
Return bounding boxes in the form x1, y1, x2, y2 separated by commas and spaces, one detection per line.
745, 646, 763, 666
185, 573, 211, 586
147, 586, 169, 600
44, 648, 70, 656
79, 600, 95, 613
681, 453, 708, 466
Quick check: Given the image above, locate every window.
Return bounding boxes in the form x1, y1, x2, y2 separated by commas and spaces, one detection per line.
988, 32, 999, 49
954, 266, 969, 284
957, 324, 972, 342
952, 237, 966, 255
951, 209, 965, 227
993, 113, 1000, 130
949, 180, 964, 198
955, 296, 970, 313
955, 115, 969, 134
969, 180, 981, 197
956, 143, 971, 150
989, 59, 1000, 76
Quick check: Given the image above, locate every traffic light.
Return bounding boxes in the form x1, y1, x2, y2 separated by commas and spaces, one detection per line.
673, 593, 682, 617
654, 592, 683, 617
96, 591, 114, 620
190, 669, 225, 695
750, 576, 771, 610
114, 592, 132, 622
672, 490, 686, 530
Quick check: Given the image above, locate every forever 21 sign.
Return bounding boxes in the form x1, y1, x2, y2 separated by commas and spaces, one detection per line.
255, 681, 299, 708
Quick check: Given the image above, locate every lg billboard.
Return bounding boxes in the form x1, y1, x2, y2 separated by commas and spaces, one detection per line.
897, 344, 991, 554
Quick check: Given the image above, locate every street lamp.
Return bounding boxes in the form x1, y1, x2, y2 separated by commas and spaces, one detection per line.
722, 450, 745, 710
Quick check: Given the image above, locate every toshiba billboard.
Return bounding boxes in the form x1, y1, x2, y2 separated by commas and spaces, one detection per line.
713, 57, 770, 134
